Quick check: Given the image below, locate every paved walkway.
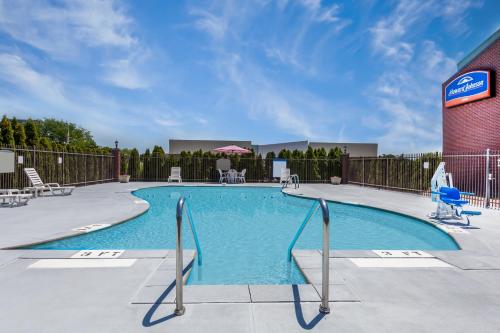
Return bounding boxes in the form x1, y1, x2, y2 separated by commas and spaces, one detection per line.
0, 183, 499, 332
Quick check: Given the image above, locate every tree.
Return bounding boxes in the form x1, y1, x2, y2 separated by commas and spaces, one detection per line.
316, 147, 328, 180
120, 148, 130, 175
128, 148, 141, 179
256, 154, 266, 181
25, 118, 40, 147
306, 146, 320, 181
291, 149, 304, 159
278, 149, 292, 159
265, 151, 275, 180
0, 115, 15, 146
142, 149, 152, 180
40, 137, 53, 150
38, 118, 97, 149
11, 117, 27, 147
152, 145, 165, 156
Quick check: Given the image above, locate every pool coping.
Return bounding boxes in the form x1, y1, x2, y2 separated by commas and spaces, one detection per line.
9, 183, 463, 250
7, 182, 493, 277
7, 182, 472, 261
4, 194, 151, 250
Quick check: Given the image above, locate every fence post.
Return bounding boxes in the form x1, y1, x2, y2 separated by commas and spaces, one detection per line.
419, 154, 423, 192
112, 148, 121, 182
341, 154, 350, 184
362, 156, 365, 186
485, 148, 491, 208
62, 151, 65, 186
386, 158, 389, 187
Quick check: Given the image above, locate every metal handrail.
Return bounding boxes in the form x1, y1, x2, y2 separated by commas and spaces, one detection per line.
281, 174, 300, 190
287, 198, 331, 314
291, 174, 300, 189
287, 201, 319, 261
174, 197, 203, 316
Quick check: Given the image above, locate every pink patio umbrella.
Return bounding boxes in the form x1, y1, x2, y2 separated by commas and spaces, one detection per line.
212, 145, 251, 155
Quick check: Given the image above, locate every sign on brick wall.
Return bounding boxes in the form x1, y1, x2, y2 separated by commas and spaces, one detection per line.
444, 70, 491, 107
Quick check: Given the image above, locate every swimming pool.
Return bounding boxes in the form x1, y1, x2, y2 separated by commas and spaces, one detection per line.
31, 186, 458, 284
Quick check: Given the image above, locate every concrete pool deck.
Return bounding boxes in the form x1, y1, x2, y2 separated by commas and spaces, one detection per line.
0, 182, 500, 332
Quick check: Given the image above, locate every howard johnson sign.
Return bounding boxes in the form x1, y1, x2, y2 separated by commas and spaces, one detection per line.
444, 70, 491, 107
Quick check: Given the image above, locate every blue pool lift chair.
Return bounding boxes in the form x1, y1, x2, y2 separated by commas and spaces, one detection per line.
432, 186, 481, 225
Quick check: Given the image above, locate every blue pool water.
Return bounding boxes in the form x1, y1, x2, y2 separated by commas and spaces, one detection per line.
31, 186, 458, 284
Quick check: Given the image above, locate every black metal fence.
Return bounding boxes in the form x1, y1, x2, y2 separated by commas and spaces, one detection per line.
0, 145, 115, 189
348, 150, 500, 209
441, 150, 500, 209
123, 155, 342, 183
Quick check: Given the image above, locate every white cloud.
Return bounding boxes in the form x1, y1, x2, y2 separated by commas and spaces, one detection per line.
366, 41, 458, 153
102, 59, 150, 90
212, 52, 335, 139
194, 117, 209, 125
0, 53, 67, 105
101, 50, 152, 90
293, 0, 350, 27
418, 40, 457, 82
440, 0, 483, 34
0, 0, 153, 91
370, 0, 482, 64
189, 8, 228, 40
265, 1, 349, 75
369, 1, 427, 64
0, 0, 135, 59
154, 117, 181, 127
0, 52, 156, 148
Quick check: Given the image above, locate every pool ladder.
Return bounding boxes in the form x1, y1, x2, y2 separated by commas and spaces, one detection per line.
174, 197, 203, 316
287, 198, 331, 314
282, 174, 300, 190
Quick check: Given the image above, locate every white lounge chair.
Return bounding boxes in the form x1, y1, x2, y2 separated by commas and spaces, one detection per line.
237, 169, 246, 183
168, 167, 182, 183
280, 168, 291, 186
217, 169, 227, 183
0, 189, 32, 207
24, 168, 75, 197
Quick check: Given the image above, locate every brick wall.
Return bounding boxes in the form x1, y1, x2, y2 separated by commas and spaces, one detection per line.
442, 39, 500, 153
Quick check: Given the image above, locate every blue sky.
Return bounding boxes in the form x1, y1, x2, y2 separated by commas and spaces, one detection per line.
0, 0, 498, 153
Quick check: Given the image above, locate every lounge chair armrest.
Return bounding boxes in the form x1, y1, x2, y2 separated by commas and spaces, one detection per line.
431, 191, 447, 196
461, 210, 481, 216
459, 191, 475, 196
46, 183, 61, 187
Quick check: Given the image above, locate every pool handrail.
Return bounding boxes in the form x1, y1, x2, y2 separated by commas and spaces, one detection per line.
287, 200, 320, 261
287, 198, 330, 314
184, 199, 203, 265
174, 196, 203, 316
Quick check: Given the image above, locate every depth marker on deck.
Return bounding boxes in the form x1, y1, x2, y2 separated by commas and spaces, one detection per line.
71, 250, 124, 259
373, 250, 434, 258
72, 224, 110, 233
349, 258, 453, 268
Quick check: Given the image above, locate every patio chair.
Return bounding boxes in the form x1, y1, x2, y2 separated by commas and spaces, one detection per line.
0, 189, 32, 207
217, 169, 227, 183
168, 167, 182, 183
227, 169, 237, 183
237, 169, 246, 183
432, 186, 481, 225
24, 168, 75, 197
280, 168, 291, 187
